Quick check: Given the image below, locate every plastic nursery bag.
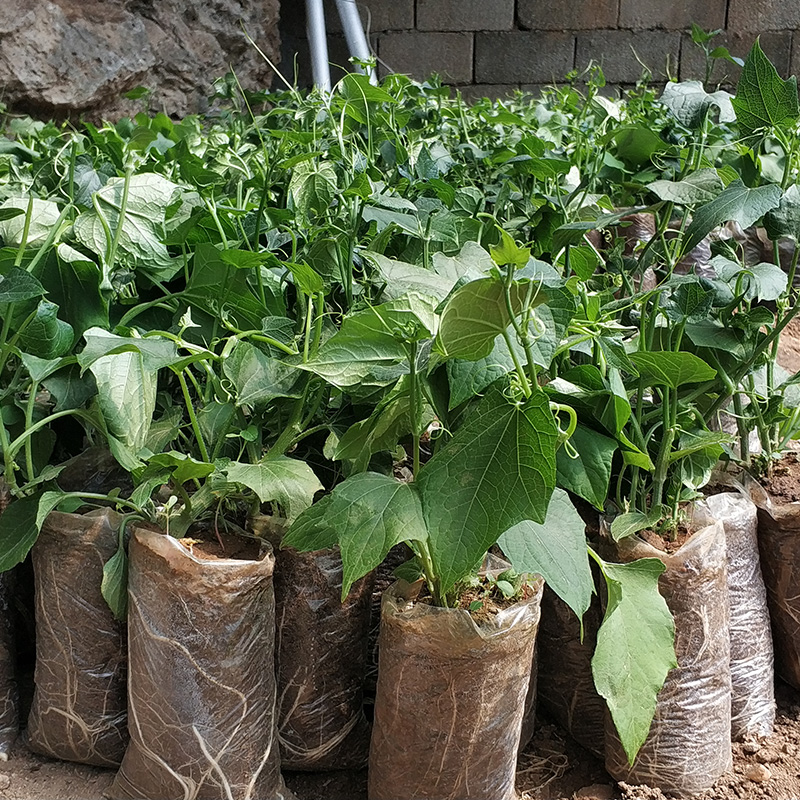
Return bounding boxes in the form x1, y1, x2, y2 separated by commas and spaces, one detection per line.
747, 475, 800, 690
536, 584, 606, 757
368, 577, 544, 800
110, 526, 296, 800
27, 508, 128, 767
0, 569, 17, 761
273, 543, 374, 771
691, 493, 775, 739
604, 520, 732, 795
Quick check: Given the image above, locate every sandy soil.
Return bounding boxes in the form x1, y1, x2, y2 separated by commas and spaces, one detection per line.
1, 680, 799, 800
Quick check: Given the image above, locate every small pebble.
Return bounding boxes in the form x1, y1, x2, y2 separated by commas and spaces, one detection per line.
745, 763, 772, 783
742, 740, 761, 754
0, 774, 10, 791
575, 784, 615, 799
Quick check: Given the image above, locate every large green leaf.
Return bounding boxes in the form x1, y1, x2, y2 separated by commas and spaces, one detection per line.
17, 300, 74, 359
102, 532, 128, 622
418, 389, 558, 593
660, 81, 734, 129
223, 341, 301, 407
289, 160, 337, 218
683, 180, 782, 253
0, 266, 45, 305
78, 328, 180, 373
498, 489, 593, 618
436, 277, 545, 361
282, 495, 339, 552
226, 457, 323, 521
556, 424, 617, 510
629, 351, 716, 389
592, 555, 677, 765
148, 451, 215, 486
0, 491, 65, 571
0, 198, 61, 247
446, 343, 517, 409
764, 184, 800, 241
647, 169, 724, 205
73, 173, 182, 280
732, 39, 799, 139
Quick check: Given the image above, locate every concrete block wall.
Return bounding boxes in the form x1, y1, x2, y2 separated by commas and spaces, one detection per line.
279, 0, 799, 97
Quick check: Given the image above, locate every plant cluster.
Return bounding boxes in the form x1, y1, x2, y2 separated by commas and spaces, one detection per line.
0, 35, 797, 765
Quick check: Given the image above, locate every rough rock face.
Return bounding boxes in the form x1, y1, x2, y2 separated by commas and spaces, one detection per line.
0, 0, 280, 119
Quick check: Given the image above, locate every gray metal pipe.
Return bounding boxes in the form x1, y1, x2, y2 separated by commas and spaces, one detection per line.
334, 0, 378, 85
305, 0, 331, 92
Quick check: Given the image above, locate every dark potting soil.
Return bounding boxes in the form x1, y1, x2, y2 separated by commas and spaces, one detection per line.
760, 453, 800, 504
637, 523, 694, 554
177, 531, 262, 561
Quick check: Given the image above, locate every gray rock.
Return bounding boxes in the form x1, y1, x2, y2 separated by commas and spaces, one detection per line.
0, 0, 280, 119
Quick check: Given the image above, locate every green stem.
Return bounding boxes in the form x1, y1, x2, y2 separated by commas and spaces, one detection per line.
13, 196, 35, 267
106, 163, 134, 278
176, 370, 210, 462
409, 341, 421, 477
24, 380, 39, 482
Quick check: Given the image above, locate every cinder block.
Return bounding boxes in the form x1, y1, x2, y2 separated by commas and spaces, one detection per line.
518, 0, 618, 31
417, 0, 514, 32
576, 30, 680, 82
325, 0, 414, 34
455, 83, 521, 102
680, 31, 792, 83
475, 31, 575, 83
729, 0, 800, 32
378, 32, 474, 83
619, 0, 726, 30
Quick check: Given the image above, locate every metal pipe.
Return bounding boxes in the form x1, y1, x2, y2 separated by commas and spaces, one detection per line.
334, 0, 378, 85
305, 0, 331, 92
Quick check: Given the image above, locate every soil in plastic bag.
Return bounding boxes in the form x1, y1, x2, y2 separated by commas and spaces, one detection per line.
110, 526, 296, 800
256, 514, 375, 771
536, 584, 606, 758
603, 520, 732, 795
26, 508, 128, 767
368, 576, 544, 800
747, 460, 800, 690
691, 493, 775, 739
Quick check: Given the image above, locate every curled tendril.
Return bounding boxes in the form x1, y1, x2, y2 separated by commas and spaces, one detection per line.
550, 401, 578, 448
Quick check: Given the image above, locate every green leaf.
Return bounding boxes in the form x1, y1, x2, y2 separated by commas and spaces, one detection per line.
286, 261, 324, 296
446, 343, 517, 409
556, 424, 617, 510
19, 353, 63, 384
436, 277, 545, 360
282, 495, 339, 552
223, 342, 300, 407
418, 389, 558, 594
499, 489, 593, 618
764, 184, 800, 241
660, 81, 735, 128
613, 125, 668, 166
592, 556, 676, 765
148, 451, 215, 486
0, 266, 45, 304
101, 536, 128, 622
732, 39, 799, 139
647, 169, 725, 205
289, 160, 337, 218
490, 229, 530, 268
683, 180, 782, 253
78, 328, 180, 373
629, 351, 716, 389
610, 509, 662, 541
17, 300, 74, 359
0, 198, 61, 248
73, 174, 183, 280
0, 491, 65, 571
42, 364, 96, 411
226, 457, 323, 521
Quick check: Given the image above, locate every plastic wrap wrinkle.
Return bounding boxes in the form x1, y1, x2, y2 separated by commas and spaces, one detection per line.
536, 584, 605, 757
604, 520, 732, 796
692, 493, 775, 739
110, 526, 296, 800
274, 544, 374, 771
368, 577, 543, 800
747, 475, 800, 690
26, 508, 127, 767
0, 570, 18, 761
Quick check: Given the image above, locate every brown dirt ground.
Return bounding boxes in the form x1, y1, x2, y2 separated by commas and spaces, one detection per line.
1, 681, 799, 800
778, 316, 800, 376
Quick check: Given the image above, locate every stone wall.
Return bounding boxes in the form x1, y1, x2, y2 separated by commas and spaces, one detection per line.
0, 0, 281, 119
279, 0, 799, 96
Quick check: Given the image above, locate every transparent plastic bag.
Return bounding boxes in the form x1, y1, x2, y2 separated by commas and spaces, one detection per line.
536, 584, 605, 757
691, 493, 775, 739
368, 576, 544, 800
110, 526, 295, 800
603, 520, 732, 795
273, 544, 374, 771
747, 475, 800, 689
26, 508, 128, 767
